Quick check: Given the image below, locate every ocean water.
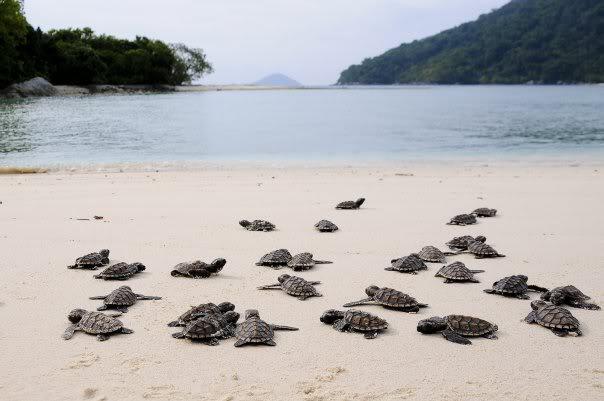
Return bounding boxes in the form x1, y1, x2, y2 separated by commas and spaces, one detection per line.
1, 86, 603, 168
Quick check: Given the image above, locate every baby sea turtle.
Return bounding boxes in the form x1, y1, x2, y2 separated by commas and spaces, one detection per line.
484, 275, 548, 300
94, 262, 146, 280
386, 254, 428, 274
472, 208, 497, 217
89, 286, 162, 312
170, 258, 226, 278
417, 315, 498, 345
287, 252, 333, 271
315, 220, 338, 232
172, 311, 240, 345
343, 286, 428, 313
447, 214, 477, 226
239, 219, 276, 232
541, 286, 600, 310
435, 262, 484, 283
525, 300, 582, 337
168, 302, 235, 327
417, 246, 454, 263
335, 198, 365, 210
465, 239, 505, 258
67, 249, 110, 270
258, 274, 322, 300
62, 309, 133, 341
255, 249, 293, 268
234, 309, 298, 347
320, 309, 388, 339
445, 235, 486, 251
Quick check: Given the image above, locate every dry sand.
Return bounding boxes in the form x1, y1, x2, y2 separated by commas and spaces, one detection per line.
0, 163, 602, 401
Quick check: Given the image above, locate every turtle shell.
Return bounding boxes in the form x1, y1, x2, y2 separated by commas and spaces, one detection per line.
388, 254, 427, 273
171, 261, 210, 278
171, 303, 227, 326
548, 285, 590, 301
76, 253, 104, 266
344, 310, 388, 332
104, 286, 137, 307
256, 249, 292, 267
490, 275, 528, 295
245, 220, 276, 231
448, 214, 477, 225
78, 311, 123, 334
534, 304, 580, 330
235, 312, 274, 344
288, 252, 316, 270
372, 288, 419, 308
472, 208, 497, 217
315, 220, 338, 232
95, 262, 145, 280
181, 315, 224, 340
445, 236, 477, 251
436, 262, 477, 281
445, 315, 497, 337
281, 276, 320, 298
467, 241, 503, 257
418, 246, 447, 263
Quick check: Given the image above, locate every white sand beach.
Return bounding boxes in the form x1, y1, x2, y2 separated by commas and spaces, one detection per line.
0, 163, 602, 401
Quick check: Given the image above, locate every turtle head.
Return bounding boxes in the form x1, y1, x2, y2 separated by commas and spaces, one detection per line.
210, 258, 227, 271
99, 249, 110, 257
531, 300, 548, 310
218, 302, 235, 313
239, 220, 251, 228
68, 309, 87, 323
475, 236, 487, 243
120, 285, 132, 291
320, 309, 345, 325
278, 274, 291, 283
355, 198, 366, 207
133, 263, 146, 272
517, 275, 529, 282
223, 311, 240, 324
244, 309, 260, 319
417, 316, 447, 334
365, 285, 380, 297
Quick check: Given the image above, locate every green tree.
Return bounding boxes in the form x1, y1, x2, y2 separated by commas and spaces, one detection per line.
0, 0, 28, 87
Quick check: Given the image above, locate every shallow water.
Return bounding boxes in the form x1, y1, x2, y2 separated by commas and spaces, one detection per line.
1, 86, 603, 167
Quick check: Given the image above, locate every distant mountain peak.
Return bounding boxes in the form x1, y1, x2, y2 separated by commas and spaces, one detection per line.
253, 73, 301, 87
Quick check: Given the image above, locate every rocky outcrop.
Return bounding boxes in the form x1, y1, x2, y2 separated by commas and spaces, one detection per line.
1, 77, 58, 98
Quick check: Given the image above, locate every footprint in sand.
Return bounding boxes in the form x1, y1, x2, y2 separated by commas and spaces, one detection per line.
63, 353, 100, 370
82, 388, 97, 399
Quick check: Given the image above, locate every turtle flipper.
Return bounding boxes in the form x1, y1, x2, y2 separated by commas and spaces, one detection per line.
483, 289, 495, 294
264, 339, 277, 346
107, 312, 122, 318
205, 338, 220, 346
96, 305, 108, 311
442, 329, 471, 345
120, 328, 134, 334
363, 331, 379, 339
136, 295, 162, 300
234, 339, 246, 347
270, 324, 298, 331
343, 298, 373, 307
306, 281, 321, 285
552, 328, 568, 337
469, 270, 485, 274
571, 300, 601, 310
257, 284, 281, 290
117, 307, 129, 313
333, 319, 348, 332
527, 285, 548, 293
314, 260, 333, 265
97, 334, 110, 341
172, 332, 185, 339
62, 325, 78, 340
524, 311, 537, 324
516, 294, 531, 300
384, 267, 395, 271
483, 332, 498, 340
167, 321, 180, 327
89, 296, 107, 300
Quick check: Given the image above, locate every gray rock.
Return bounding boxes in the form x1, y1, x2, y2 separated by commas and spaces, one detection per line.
2, 77, 57, 98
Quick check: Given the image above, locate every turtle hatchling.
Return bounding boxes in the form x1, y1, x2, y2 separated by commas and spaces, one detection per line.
255, 249, 293, 268
447, 214, 477, 226
315, 220, 338, 232
89, 286, 162, 312
343, 286, 428, 313
335, 198, 365, 210
417, 246, 453, 263
67, 249, 110, 270
320, 309, 388, 339
168, 302, 235, 327
445, 235, 486, 251
541, 286, 600, 310
472, 208, 497, 217
258, 274, 322, 300
62, 309, 133, 341
239, 219, 275, 232
417, 315, 498, 345
386, 254, 428, 274
94, 262, 146, 280
435, 262, 484, 283
287, 252, 333, 271
172, 311, 240, 345
171, 258, 226, 278
234, 309, 298, 347
484, 275, 548, 300
465, 239, 505, 258
525, 300, 582, 337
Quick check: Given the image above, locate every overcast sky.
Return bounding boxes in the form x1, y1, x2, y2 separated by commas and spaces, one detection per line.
24, 0, 510, 85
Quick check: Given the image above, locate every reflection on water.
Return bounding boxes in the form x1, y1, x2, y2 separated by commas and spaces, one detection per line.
0, 86, 603, 166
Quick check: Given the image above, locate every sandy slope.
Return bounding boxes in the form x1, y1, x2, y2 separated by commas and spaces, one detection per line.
0, 164, 602, 401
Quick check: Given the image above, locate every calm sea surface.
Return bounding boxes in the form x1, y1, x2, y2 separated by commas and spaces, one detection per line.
1, 86, 603, 167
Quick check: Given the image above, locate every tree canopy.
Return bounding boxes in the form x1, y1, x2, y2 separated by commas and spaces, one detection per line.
0, 0, 212, 88
338, 0, 604, 85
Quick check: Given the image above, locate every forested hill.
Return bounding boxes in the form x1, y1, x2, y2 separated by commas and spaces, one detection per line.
337, 0, 604, 85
